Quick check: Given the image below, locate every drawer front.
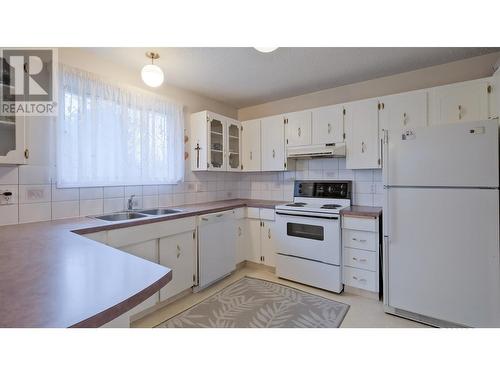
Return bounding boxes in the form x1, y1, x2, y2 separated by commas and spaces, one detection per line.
343, 247, 377, 271
343, 229, 377, 251
343, 266, 377, 292
259, 208, 275, 221
342, 216, 377, 232
246, 207, 260, 219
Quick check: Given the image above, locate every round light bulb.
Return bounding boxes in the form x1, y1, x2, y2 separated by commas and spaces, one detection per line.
254, 47, 279, 53
141, 64, 164, 87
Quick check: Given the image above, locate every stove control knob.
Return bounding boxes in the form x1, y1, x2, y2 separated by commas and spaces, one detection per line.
298, 189, 302, 194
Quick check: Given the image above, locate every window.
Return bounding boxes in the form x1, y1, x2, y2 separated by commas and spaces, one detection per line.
57, 65, 184, 188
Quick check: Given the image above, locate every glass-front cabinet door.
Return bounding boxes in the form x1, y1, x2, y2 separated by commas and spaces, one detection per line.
0, 57, 26, 165
226, 120, 241, 171
208, 114, 226, 170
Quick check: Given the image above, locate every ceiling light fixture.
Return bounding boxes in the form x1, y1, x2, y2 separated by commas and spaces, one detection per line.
254, 47, 279, 53
141, 52, 164, 87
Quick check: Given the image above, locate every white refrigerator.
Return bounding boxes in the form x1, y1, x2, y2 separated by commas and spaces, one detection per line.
383, 120, 500, 327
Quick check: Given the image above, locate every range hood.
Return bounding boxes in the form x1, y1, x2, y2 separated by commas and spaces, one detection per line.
287, 143, 346, 159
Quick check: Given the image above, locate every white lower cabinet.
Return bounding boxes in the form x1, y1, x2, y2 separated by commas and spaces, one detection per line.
120, 239, 158, 263
342, 215, 380, 293
245, 208, 276, 267
246, 218, 263, 263
82, 231, 107, 244
236, 219, 248, 264
159, 230, 196, 302
260, 220, 276, 267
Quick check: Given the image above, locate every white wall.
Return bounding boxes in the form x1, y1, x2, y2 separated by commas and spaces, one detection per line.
238, 52, 500, 120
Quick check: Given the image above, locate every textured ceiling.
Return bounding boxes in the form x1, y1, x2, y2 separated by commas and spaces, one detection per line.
86, 47, 500, 108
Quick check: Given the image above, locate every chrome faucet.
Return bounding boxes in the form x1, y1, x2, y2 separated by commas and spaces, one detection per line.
127, 195, 135, 210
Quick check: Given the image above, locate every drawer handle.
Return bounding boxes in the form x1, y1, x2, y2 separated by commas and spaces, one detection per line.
176, 244, 181, 258
216, 213, 224, 217
352, 257, 367, 262
352, 276, 367, 282
352, 238, 367, 243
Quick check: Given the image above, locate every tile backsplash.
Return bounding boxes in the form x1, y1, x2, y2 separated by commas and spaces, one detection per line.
237, 158, 382, 205
0, 165, 240, 225
0, 158, 381, 226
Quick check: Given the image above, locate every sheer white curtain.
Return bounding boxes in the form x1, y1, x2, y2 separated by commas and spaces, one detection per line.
57, 65, 184, 188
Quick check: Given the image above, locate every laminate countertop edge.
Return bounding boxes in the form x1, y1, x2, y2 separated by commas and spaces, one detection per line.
340, 205, 383, 218
0, 199, 285, 328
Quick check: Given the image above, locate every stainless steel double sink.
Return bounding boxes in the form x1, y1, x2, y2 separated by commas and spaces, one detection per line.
94, 208, 182, 222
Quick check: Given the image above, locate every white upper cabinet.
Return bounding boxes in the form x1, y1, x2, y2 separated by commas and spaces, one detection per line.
344, 98, 381, 170
489, 75, 500, 120
311, 104, 344, 144
379, 90, 428, 132
190, 111, 241, 171
207, 112, 227, 171
0, 113, 26, 165
285, 110, 312, 147
261, 115, 287, 171
0, 57, 27, 165
241, 119, 261, 171
226, 118, 241, 171
428, 79, 490, 126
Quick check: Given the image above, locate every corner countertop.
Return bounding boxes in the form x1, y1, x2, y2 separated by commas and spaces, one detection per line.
0, 199, 285, 328
340, 205, 382, 218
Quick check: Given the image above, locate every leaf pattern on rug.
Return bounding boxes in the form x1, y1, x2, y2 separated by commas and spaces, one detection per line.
158, 277, 349, 328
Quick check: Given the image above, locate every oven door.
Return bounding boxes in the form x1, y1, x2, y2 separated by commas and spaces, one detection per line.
275, 211, 340, 265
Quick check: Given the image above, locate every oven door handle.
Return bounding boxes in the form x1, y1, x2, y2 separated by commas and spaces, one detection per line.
275, 211, 339, 220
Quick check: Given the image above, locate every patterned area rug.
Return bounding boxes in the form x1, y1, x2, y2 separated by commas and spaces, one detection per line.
156, 277, 349, 328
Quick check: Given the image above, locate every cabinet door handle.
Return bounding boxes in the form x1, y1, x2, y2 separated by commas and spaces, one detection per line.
353, 257, 367, 262
176, 244, 181, 258
250, 151, 253, 160
352, 237, 367, 242
268, 228, 271, 239
458, 105, 462, 120
361, 142, 365, 153
352, 276, 366, 282
403, 112, 407, 125
238, 226, 242, 236
327, 123, 332, 134
272, 149, 275, 158
298, 127, 301, 137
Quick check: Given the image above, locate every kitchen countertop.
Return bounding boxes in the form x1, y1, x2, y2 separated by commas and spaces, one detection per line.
0, 199, 285, 328
340, 205, 382, 218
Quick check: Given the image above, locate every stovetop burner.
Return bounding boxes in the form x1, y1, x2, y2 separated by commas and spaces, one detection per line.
320, 204, 342, 209
286, 202, 307, 207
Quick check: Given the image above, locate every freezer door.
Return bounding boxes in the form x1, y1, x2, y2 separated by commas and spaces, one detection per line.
386, 188, 500, 327
386, 120, 498, 187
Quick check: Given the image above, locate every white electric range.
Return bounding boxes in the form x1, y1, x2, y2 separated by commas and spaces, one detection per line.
274, 180, 352, 293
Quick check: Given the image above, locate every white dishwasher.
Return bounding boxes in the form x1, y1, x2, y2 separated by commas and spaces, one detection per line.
197, 209, 237, 290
